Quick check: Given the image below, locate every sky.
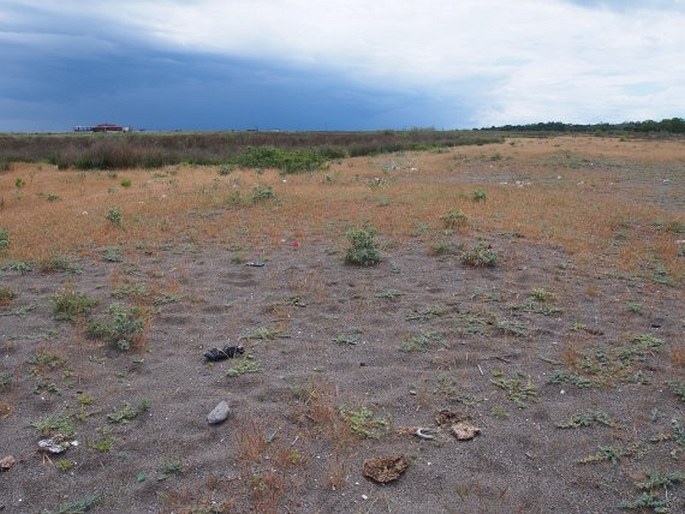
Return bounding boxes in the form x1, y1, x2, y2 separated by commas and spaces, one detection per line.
1, 0, 684, 132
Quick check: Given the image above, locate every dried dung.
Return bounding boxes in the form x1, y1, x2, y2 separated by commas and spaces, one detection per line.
363, 455, 410, 484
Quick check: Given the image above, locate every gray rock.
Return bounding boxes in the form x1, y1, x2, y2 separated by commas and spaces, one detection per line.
207, 401, 230, 425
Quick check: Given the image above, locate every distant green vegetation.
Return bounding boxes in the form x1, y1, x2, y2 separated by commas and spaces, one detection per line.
0, 129, 502, 171
481, 117, 685, 135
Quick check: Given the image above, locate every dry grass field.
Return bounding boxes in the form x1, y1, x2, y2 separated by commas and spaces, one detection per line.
0, 135, 684, 513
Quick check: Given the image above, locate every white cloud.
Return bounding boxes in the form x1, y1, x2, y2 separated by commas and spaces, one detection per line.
4, 0, 685, 126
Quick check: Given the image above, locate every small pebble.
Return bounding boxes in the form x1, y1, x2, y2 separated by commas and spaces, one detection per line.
361, 495, 368, 501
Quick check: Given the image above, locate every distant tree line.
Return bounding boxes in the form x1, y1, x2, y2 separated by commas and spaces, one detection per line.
480, 117, 685, 134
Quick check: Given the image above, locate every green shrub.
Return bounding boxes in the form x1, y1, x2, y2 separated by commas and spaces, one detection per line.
472, 189, 487, 202
345, 224, 382, 266
0, 287, 16, 306
441, 209, 468, 229
0, 227, 9, 249
250, 185, 276, 203
120, 178, 132, 188
461, 243, 498, 267
87, 303, 145, 351
105, 207, 123, 228
52, 291, 97, 322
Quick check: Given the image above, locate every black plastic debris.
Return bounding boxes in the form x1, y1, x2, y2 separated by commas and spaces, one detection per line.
204, 345, 245, 361
245, 261, 265, 267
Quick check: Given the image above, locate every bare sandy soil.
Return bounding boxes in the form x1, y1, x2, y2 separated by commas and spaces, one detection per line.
1, 136, 684, 513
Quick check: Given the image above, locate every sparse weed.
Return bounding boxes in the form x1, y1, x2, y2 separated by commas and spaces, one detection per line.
241, 326, 287, 340
556, 410, 616, 429
42, 493, 101, 514
158, 460, 184, 481
491, 371, 538, 409
375, 289, 403, 300
91, 437, 115, 453
668, 381, 685, 403
625, 302, 644, 315
461, 243, 498, 267
341, 405, 387, 439
87, 303, 146, 351
32, 412, 76, 438
8, 260, 32, 274
56, 459, 75, 472
226, 358, 262, 378
107, 397, 149, 423
405, 304, 449, 322
250, 185, 276, 203
579, 444, 643, 465
102, 246, 122, 262
105, 206, 123, 228
0, 286, 15, 306
441, 209, 468, 229
345, 224, 381, 266
0, 227, 10, 249
472, 189, 487, 202
120, 178, 132, 188
52, 290, 97, 322
37, 255, 81, 274
400, 331, 446, 352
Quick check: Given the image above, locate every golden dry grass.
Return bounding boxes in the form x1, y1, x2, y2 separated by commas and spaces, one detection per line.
1, 136, 683, 282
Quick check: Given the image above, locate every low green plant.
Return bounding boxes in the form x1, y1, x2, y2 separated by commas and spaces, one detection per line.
441, 209, 468, 229
341, 405, 387, 439
344, 224, 381, 266
491, 372, 538, 409
91, 437, 115, 453
547, 369, 594, 389
461, 243, 498, 267
430, 241, 462, 256
105, 206, 123, 228
158, 460, 184, 481
8, 261, 32, 274
42, 493, 101, 514
120, 178, 132, 188
87, 303, 145, 351
28, 351, 66, 375
490, 406, 510, 419
15, 177, 25, 189
250, 185, 276, 203
400, 331, 446, 352
218, 164, 234, 175
107, 397, 149, 424
332, 334, 360, 346
405, 304, 448, 322
0, 227, 10, 249
226, 358, 261, 378
241, 326, 287, 340
32, 412, 76, 438
0, 371, 13, 389
472, 189, 487, 202
0, 286, 15, 306
37, 255, 81, 274
52, 291, 97, 322
667, 381, 685, 403
102, 246, 122, 262
579, 444, 643, 465
625, 302, 644, 315
56, 459, 75, 472
556, 410, 616, 429
375, 289, 403, 300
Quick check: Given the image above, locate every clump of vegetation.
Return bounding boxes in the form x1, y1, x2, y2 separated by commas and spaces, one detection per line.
37, 255, 81, 274
234, 145, 328, 174
556, 410, 617, 429
491, 371, 538, 409
32, 412, 76, 438
550, 334, 663, 388
430, 241, 463, 256
579, 444, 643, 465
668, 381, 685, 403
105, 206, 123, 228
7, 260, 32, 274
441, 209, 468, 229
472, 189, 487, 202
102, 246, 122, 262
226, 358, 262, 378
0, 227, 9, 249
341, 405, 387, 439
400, 331, 446, 352
0, 287, 16, 306
120, 178, 132, 188
52, 290, 97, 322
158, 460, 185, 481
43, 493, 101, 514
345, 224, 382, 266
461, 243, 498, 267
87, 303, 146, 351
250, 185, 276, 203
107, 397, 150, 423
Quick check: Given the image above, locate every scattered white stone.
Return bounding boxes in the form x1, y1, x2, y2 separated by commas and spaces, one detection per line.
361, 495, 369, 501
207, 401, 230, 425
